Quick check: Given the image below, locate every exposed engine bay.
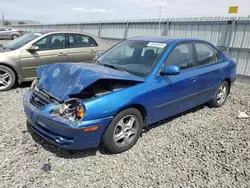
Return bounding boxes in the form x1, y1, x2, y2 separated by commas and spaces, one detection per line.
69, 79, 138, 101
44, 79, 139, 122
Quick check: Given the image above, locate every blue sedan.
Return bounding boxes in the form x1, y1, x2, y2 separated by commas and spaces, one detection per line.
23, 37, 237, 153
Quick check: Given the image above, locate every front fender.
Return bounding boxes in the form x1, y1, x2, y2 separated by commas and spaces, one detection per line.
82, 82, 152, 121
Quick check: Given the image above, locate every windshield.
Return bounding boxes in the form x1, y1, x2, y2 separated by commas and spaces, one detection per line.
97, 40, 166, 77
3, 32, 42, 50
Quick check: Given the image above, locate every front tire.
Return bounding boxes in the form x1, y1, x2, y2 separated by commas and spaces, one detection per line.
0, 65, 16, 91
102, 108, 143, 153
208, 81, 229, 107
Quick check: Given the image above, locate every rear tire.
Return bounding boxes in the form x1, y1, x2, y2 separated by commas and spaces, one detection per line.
0, 65, 16, 91
102, 108, 143, 153
208, 81, 229, 107
11, 34, 19, 40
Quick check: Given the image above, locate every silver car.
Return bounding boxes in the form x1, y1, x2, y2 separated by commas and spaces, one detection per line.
0, 30, 112, 91
0, 27, 23, 40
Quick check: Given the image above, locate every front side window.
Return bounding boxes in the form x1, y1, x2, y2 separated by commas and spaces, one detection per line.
164, 43, 194, 70
68, 34, 97, 48
195, 43, 217, 66
35, 34, 65, 51
97, 40, 167, 77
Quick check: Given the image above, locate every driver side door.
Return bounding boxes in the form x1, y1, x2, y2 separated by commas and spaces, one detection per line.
152, 42, 201, 123
20, 33, 68, 79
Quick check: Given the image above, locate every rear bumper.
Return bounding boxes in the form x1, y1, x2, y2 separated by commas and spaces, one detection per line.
23, 91, 113, 150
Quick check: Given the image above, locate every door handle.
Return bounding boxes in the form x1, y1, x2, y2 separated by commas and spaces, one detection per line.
57, 52, 66, 56
90, 50, 96, 54
190, 77, 196, 82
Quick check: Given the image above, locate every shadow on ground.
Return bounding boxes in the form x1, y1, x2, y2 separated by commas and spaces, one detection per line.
17, 82, 32, 89
26, 104, 208, 158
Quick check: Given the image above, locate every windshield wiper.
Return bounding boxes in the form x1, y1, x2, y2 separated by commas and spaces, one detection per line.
102, 63, 129, 73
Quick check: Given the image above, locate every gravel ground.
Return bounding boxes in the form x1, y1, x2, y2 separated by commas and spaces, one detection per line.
0, 83, 249, 188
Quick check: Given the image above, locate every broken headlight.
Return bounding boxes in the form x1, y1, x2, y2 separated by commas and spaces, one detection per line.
51, 99, 85, 122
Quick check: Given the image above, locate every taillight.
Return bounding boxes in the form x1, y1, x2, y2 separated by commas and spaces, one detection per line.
18, 30, 23, 35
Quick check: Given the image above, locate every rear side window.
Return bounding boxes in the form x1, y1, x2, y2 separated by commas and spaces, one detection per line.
195, 43, 217, 66
164, 43, 194, 70
68, 34, 98, 48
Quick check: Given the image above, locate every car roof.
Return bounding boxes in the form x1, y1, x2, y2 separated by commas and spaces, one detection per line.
127, 36, 206, 44
31, 30, 97, 37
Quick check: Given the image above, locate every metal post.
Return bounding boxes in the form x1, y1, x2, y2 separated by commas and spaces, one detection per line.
124, 21, 129, 39
226, 19, 236, 54
2, 13, 4, 26
77, 15, 80, 31
98, 23, 102, 37
158, 6, 162, 36
163, 21, 169, 36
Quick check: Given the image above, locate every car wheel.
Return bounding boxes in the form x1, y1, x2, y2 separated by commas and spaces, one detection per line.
11, 34, 19, 40
0, 65, 16, 91
102, 108, 143, 153
208, 81, 229, 107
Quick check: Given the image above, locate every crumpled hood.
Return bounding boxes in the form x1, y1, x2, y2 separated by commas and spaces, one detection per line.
37, 62, 145, 101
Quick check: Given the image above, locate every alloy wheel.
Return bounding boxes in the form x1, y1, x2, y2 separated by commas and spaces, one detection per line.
217, 84, 227, 105
0, 70, 12, 90
113, 115, 139, 147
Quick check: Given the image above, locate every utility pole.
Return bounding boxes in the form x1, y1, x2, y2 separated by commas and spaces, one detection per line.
158, 6, 162, 36
2, 13, 5, 26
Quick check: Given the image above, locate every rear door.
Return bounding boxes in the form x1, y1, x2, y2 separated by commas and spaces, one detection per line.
193, 42, 225, 103
20, 33, 68, 79
66, 33, 100, 63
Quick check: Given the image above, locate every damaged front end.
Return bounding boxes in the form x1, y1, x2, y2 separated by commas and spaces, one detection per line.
24, 63, 145, 149
30, 77, 140, 124
30, 63, 145, 124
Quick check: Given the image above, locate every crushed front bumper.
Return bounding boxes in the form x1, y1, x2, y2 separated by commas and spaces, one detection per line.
23, 91, 113, 150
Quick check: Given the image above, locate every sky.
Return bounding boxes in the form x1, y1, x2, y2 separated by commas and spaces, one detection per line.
0, 0, 250, 24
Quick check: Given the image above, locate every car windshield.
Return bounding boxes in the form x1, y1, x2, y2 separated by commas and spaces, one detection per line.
97, 40, 166, 77
3, 32, 42, 50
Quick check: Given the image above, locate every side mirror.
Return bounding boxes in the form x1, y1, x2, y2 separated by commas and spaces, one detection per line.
160, 65, 180, 76
97, 52, 103, 58
27, 45, 39, 53
94, 52, 103, 61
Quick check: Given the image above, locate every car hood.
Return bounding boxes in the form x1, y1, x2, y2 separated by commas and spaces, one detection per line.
0, 47, 12, 53
37, 63, 145, 102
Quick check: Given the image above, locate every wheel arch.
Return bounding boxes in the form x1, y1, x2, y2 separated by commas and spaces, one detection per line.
116, 104, 148, 127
